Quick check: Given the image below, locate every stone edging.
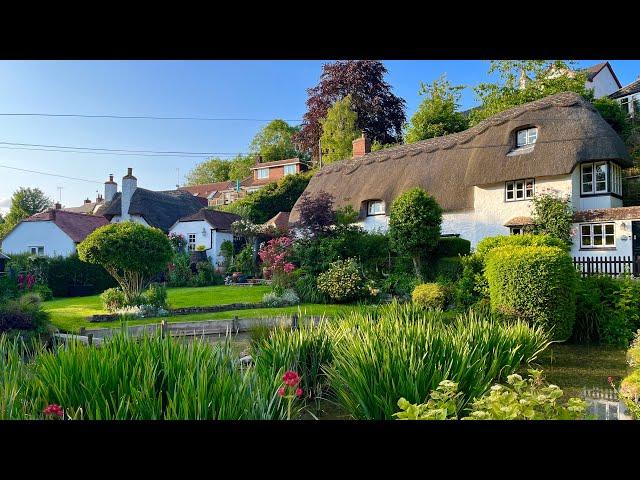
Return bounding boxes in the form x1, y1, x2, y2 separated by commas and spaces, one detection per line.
89, 302, 266, 323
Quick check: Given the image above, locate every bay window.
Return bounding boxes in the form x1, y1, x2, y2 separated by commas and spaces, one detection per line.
580, 223, 615, 249
505, 178, 534, 202
581, 161, 622, 196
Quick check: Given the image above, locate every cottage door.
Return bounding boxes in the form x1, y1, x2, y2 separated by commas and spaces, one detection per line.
632, 221, 640, 276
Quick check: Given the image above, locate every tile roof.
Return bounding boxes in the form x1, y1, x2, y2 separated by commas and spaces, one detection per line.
609, 78, 640, 100
250, 158, 302, 169
264, 211, 290, 230
176, 208, 241, 231
22, 209, 109, 243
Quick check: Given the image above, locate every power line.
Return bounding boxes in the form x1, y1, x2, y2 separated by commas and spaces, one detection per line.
0, 112, 303, 122
0, 164, 103, 184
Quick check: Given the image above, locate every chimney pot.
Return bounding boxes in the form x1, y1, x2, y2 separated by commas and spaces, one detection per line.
352, 134, 371, 158
127, 167, 132, 176
109, 174, 114, 182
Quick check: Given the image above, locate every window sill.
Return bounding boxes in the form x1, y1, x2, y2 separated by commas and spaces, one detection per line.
507, 145, 535, 156
504, 198, 533, 203
578, 247, 617, 251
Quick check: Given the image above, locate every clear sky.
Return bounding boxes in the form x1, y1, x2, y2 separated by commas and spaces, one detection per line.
1, 59, 639, 213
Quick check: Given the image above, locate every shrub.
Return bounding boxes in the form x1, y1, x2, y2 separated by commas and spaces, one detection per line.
167, 253, 192, 287
530, 192, 574, 246
324, 303, 550, 419
316, 258, 365, 303
115, 304, 169, 319
394, 370, 587, 420
140, 283, 168, 309
33, 284, 53, 301
475, 234, 568, 261
231, 245, 256, 276
485, 245, 577, 340
434, 237, 470, 258
629, 331, 640, 368
191, 261, 224, 287
100, 288, 127, 312
262, 289, 300, 307
293, 271, 329, 304
454, 254, 486, 308
434, 256, 463, 281
412, 283, 446, 310
0, 293, 50, 333
380, 272, 420, 299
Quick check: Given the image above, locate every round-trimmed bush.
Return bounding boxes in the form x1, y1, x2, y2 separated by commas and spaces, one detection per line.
484, 245, 577, 340
412, 283, 446, 310
100, 287, 127, 312
317, 258, 364, 303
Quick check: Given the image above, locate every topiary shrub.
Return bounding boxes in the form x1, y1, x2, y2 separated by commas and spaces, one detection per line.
317, 258, 365, 303
412, 283, 446, 310
434, 237, 471, 258
485, 245, 577, 340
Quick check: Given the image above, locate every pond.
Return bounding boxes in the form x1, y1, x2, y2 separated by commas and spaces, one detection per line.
192, 333, 634, 420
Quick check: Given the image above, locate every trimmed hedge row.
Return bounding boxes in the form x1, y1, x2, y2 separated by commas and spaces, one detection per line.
485, 245, 576, 341
434, 237, 471, 258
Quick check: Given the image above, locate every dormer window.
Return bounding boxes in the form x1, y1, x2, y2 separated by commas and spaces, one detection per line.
257, 168, 269, 179
367, 200, 385, 216
516, 127, 538, 148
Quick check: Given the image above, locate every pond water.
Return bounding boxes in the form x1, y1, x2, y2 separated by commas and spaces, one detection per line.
186, 333, 634, 420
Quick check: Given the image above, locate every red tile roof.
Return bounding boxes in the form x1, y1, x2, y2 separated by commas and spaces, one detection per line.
250, 157, 302, 169
23, 209, 109, 243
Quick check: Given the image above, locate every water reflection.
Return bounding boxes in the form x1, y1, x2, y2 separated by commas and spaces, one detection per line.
583, 387, 632, 420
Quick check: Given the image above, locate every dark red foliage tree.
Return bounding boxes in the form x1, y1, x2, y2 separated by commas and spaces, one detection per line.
295, 191, 336, 237
295, 61, 406, 161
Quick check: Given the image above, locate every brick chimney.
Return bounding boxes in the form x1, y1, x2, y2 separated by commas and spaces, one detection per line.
84, 198, 91, 204
121, 168, 137, 221
352, 134, 371, 158
104, 174, 117, 202
54, 202, 61, 210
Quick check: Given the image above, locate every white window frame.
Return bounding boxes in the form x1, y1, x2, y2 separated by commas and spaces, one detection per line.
283, 164, 297, 176
505, 178, 535, 202
367, 200, 385, 216
510, 227, 523, 235
187, 233, 197, 252
256, 168, 269, 179
581, 161, 613, 195
29, 246, 44, 256
516, 127, 538, 148
580, 223, 615, 249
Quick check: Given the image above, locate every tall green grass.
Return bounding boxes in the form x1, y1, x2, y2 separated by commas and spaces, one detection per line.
0, 336, 40, 419
324, 303, 550, 419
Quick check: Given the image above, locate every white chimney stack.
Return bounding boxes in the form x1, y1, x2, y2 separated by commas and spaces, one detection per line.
121, 168, 137, 221
104, 174, 117, 202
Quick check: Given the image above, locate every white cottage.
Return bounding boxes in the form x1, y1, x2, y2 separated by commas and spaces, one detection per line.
169, 209, 241, 266
290, 92, 639, 274
1, 207, 109, 257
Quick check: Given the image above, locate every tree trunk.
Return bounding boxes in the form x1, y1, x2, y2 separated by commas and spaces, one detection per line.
412, 255, 423, 282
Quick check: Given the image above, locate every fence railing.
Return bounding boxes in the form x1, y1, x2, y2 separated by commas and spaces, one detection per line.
572, 256, 639, 277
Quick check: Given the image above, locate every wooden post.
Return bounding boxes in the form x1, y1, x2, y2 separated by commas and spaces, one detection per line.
160, 320, 168, 339
232, 316, 239, 333
291, 313, 298, 330
79, 327, 86, 336
87, 333, 93, 346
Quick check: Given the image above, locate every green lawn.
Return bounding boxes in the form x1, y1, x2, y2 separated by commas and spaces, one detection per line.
42, 285, 366, 333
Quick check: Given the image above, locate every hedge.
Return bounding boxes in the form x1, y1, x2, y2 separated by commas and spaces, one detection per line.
475, 234, 568, 261
434, 237, 471, 258
434, 257, 463, 281
485, 245, 577, 340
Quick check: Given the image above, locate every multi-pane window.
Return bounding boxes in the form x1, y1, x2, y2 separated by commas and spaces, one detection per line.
367, 200, 385, 216
580, 223, 615, 248
621, 98, 630, 114
29, 246, 44, 256
283, 164, 297, 175
510, 227, 523, 235
257, 168, 269, 179
505, 179, 534, 202
611, 162, 622, 196
516, 127, 538, 148
581, 161, 622, 195
187, 233, 196, 252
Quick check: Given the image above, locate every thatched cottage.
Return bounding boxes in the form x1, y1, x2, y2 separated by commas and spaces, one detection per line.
290, 92, 640, 272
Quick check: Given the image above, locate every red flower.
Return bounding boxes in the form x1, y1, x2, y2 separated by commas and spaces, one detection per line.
295, 388, 303, 397
282, 370, 300, 387
43, 404, 64, 418
608, 376, 613, 385
277, 387, 286, 397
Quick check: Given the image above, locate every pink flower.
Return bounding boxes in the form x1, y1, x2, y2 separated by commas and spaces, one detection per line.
283, 263, 295, 274
277, 387, 286, 397
295, 388, 303, 397
608, 376, 613, 385
282, 370, 301, 387
43, 404, 64, 418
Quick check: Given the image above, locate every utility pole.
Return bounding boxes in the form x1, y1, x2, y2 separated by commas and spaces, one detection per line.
176, 168, 180, 188
56, 186, 63, 203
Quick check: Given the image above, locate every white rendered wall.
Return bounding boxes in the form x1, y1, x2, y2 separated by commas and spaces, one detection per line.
570, 219, 635, 259
1, 221, 76, 257
587, 68, 620, 99
169, 220, 234, 266
110, 215, 149, 227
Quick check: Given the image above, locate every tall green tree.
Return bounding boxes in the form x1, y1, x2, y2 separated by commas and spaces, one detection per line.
469, 60, 592, 125
404, 75, 469, 143
0, 187, 53, 238
249, 119, 301, 162
319, 95, 361, 164
185, 154, 254, 185
388, 188, 443, 280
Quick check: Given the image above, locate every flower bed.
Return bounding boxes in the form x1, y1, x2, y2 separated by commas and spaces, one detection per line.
89, 302, 268, 322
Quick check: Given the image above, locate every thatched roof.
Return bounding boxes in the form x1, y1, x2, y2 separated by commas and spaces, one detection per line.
290, 92, 631, 222
174, 208, 241, 232
102, 188, 203, 233
504, 216, 534, 227
609, 78, 640, 100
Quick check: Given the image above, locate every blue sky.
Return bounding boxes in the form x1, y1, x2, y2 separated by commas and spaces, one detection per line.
1, 59, 639, 213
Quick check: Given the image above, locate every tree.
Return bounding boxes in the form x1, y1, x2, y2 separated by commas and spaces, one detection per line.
185, 154, 255, 185
249, 119, 301, 162
388, 188, 443, 280
469, 60, 593, 126
530, 192, 574, 247
0, 187, 53, 239
77, 223, 173, 302
592, 97, 633, 140
404, 75, 469, 143
295, 60, 406, 161
221, 171, 313, 223
319, 95, 361, 164
295, 191, 336, 238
